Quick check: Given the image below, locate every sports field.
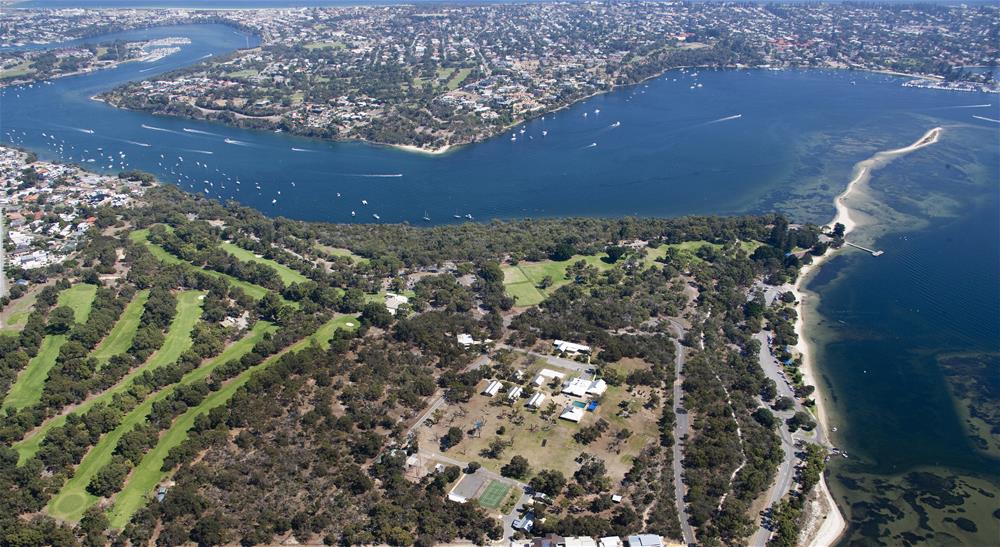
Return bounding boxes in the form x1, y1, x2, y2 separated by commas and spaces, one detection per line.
107, 315, 357, 528
14, 290, 204, 463
90, 290, 150, 368
46, 320, 274, 521
502, 254, 614, 307
219, 241, 308, 287
130, 229, 280, 302
1, 284, 99, 411
477, 480, 512, 509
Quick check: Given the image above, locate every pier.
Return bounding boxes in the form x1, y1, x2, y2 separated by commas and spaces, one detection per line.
845, 241, 884, 256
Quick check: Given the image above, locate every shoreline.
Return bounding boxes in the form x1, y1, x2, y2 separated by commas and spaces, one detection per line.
792, 126, 942, 547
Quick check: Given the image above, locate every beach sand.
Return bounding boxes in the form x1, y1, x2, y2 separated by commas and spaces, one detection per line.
793, 126, 941, 547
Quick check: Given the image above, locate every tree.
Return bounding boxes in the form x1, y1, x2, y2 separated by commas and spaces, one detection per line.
529, 469, 566, 496
360, 302, 393, 328
605, 245, 627, 263
47, 306, 76, 334
501, 455, 530, 479
787, 411, 816, 432
832, 222, 845, 238
441, 426, 463, 451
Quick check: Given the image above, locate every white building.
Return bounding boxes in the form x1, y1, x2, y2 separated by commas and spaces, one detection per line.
533, 368, 566, 386
554, 339, 591, 354
384, 292, 409, 315
527, 392, 546, 408
562, 378, 608, 398
559, 405, 585, 423
599, 537, 623, 547
565, 538, 598, 547
482, 380, 502, 397
507, 386, 523, 401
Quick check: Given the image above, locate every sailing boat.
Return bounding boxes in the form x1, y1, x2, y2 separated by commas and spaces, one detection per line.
422, 211, 431, 222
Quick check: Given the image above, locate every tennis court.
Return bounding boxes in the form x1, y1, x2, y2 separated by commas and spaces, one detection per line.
477, 479, 512, 509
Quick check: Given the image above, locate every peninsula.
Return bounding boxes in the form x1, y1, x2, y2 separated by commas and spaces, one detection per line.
3, 3, 987, 152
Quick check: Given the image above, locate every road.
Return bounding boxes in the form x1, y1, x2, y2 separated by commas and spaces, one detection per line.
497, 343, 594, 375
748, 331, 820, 547
405, 354, 490, 440
663, 321, 696, 546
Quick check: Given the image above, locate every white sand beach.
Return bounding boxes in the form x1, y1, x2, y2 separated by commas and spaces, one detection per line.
793, 126, 942, 546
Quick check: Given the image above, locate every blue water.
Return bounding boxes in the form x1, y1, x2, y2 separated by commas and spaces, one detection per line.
3, 23, 999, 542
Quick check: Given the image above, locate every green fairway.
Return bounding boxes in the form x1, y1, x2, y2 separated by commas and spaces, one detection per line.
107, 315, 357, 528
314, 244, 368, 264
477, 480, 511, 509
220, 241, 308, 287
46, 321, 275, 521
502, 254, 615, 307
91, 290, 150, 368
130, 229, 278, 302
2, 334, 69, 412
2, 285, 99, 411
14, 291, 204, 464
58, 284, 99, 323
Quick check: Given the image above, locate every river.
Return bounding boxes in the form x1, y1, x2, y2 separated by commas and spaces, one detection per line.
2, 22, 998, 545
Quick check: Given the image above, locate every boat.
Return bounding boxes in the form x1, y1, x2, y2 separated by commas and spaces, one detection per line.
542, 130, 548, 136
611, 121, 621, 127
224, 138, 239, 144
372, 214, 380, 220
351, 211, 356, 216
464, 213, 473, 220
594, 109, 600, 114
422, 211, 431, 222
361, 199, 368, 205
453, 214, 462, 219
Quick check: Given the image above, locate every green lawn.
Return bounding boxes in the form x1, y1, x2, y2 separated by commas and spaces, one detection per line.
130, 229, 280, 302
107, 315, 357, 528
59, 284, 99, 323
91, 290, 150, 369
0, 291, 37, 333
477, 480, 512, 509
303, 40, 345, 50
219, 241, 308, 287
14, 291, 205, 464
46, 321, 275, 521
502, 254, 615, 307
0, 61, 32, 79
314, 244, 368, 264
642, 239, 763, 268
2, 285, 99, 411
446, 67, 472, 90
227, 68, 259, 79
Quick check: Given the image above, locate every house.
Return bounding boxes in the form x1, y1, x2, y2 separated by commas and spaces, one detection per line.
456, 333, 477, 347
384, 292, 409, 315
527, 392, 546, 408
533, 368, 566, 386
482, 380, 503, 397
508, 386, 524, 401
559, 405, 585, 423
554, 339, 591, 354
611, 494, 623, 503
565, 538, 598, 547
562, 378, 608, 398
598, 538, 623, 547
626, 535, 664, 547
512, 513, 535, 532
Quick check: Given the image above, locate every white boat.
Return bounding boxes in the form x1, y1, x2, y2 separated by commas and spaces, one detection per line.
542, 130, 548, 136
612, 121, 621, 127
351, 211, 356, 216
594, 109, 600, 114
422, 211, 431, 222
224, 138, 239, 144
361, 199, 368, 205
372, 214, 381, 220
464, 213, 473, 219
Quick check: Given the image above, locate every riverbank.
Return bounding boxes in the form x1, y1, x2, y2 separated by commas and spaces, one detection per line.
792, 125, 942, 546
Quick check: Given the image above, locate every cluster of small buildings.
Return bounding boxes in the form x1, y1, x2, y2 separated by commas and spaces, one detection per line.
1, 146, 144, 274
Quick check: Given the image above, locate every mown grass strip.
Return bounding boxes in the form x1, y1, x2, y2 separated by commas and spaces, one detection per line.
59, 284, 99, 323
501, 255, 614, 307
219, 241, 308, 287
108, 315, 356, 529
130, 229, 285, 303
91, 290, 150, 369
14, 290, 204, 464
46, 321, 275, 522
2, 284, 99, 411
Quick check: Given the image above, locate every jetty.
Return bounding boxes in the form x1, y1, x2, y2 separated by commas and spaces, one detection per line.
845, 241, 884, 256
